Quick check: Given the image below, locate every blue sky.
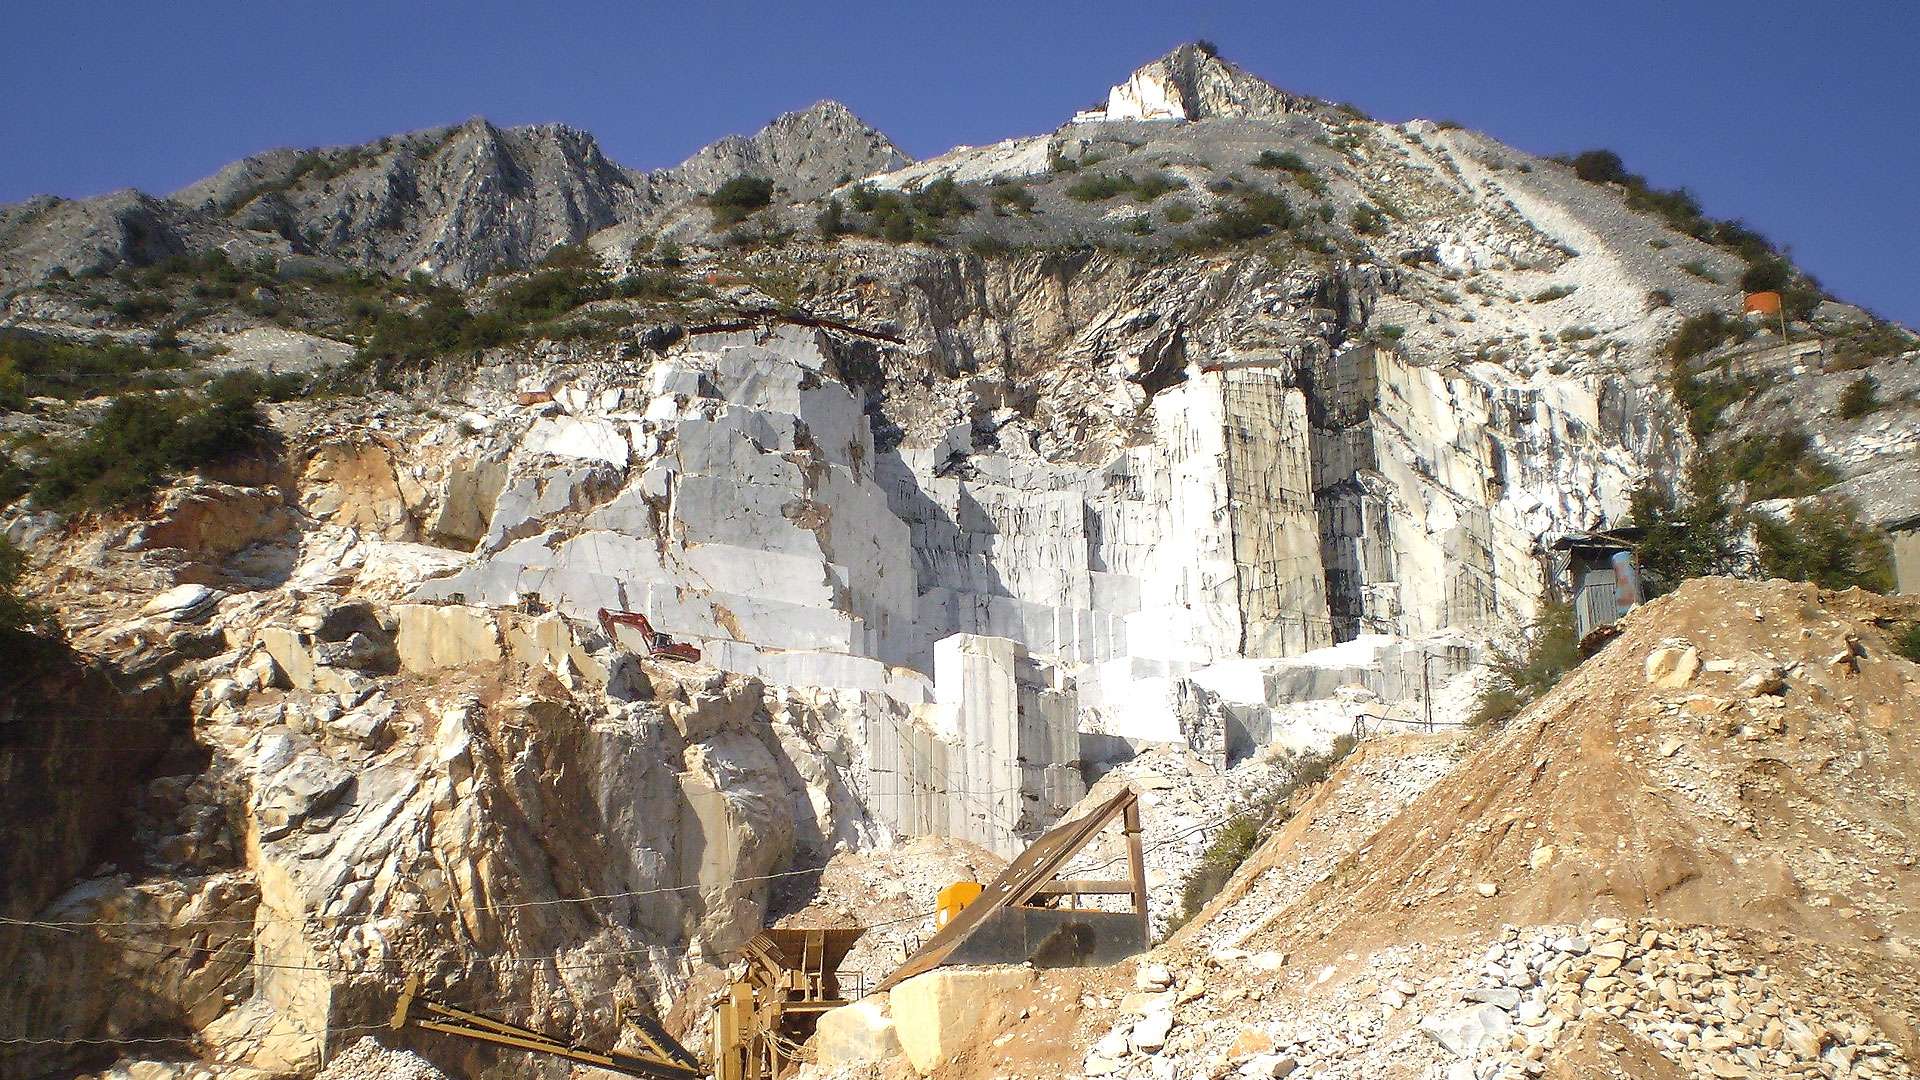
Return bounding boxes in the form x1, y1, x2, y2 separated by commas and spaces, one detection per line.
3, 1, 1914, 323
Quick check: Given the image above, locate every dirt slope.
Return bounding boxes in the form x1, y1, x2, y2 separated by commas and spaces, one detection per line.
1238, 578, 1919, 964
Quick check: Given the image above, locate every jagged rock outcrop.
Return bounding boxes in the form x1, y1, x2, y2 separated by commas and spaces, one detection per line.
643, 101, 909, 208
1074, 43, 1313, 122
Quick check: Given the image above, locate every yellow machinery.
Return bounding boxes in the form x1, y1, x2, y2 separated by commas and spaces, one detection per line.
935, 881, 982, 928
390, 974, 703, 1079
710, 926, 865, 1080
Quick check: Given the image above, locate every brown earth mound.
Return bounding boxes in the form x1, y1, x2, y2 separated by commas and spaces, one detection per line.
1232, 578, 1919, 961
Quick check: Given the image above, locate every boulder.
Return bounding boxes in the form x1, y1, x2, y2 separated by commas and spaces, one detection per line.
392, 604, 503, 672
135, 483, 291, 555
1644, 642, 1700, 689
812, 996, 902, 1067
888, 966, 1032, 1075
140, 584, 221, 621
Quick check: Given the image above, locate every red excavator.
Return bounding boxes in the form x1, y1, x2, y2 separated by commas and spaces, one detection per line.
597, 608, 702, 663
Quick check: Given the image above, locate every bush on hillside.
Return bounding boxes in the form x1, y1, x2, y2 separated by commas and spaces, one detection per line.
989, 182, 1036, 214
1471, 601, 1580, 729
1629, 465, 1748, 589
845, 178, 975, 243
1755, 498, 1893, 593
1172, 734, 1358, 928
1837, 375, 1881, 420
0, 329, 197, 402
708, 176, 775, 228
0, 535, 58, 649
29, 383, 272, 512
1893, 623, 1920, 664
1725, 425, 1836, 501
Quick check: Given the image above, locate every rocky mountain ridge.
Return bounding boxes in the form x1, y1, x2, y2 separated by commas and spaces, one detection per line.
1, 101, 907, 289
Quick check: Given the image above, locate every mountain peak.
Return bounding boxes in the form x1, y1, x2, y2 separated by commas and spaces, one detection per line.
1076, 42, 1310, 123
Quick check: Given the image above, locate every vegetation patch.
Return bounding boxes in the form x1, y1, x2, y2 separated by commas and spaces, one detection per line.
1347, 203, 1387, 235
29, 376, 275, 512
1630, 465, 1747, 589
1472, 601, 1580, 729
1172, 734, 1358, 927
1530, 285, 1577, 303
1251, 150, 1327, 196
845, 179, 975, 243
989, 182, 1036, 214
0, 535, 59, 651
708, 176, 775, 228
1828, 323, 1918, 370
1837, 375, 1881, 420
0, 329, 197, 405
1755, 498, 1893, 593
1725, 425, 1836, 501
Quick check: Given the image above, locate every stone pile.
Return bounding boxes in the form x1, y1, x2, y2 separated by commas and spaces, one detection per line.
1411, 920, 1909, 1080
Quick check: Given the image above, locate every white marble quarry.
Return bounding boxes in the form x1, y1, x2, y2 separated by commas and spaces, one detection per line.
399, 323, 1628, 851
863, 633, 1084, 857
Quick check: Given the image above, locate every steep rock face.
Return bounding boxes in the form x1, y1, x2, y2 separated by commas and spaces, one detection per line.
645, 101, 910, 208
1077, 43, 1313, 122
178, 120, 648, 286
0, 189, 288, 285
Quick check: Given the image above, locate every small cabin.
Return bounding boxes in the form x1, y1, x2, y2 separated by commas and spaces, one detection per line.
1547, 530, 1646, 642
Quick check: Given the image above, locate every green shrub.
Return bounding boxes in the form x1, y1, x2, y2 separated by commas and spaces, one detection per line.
1629, 465, 1746, 588
1127, 215, 1153, 236
1065, 173, 1132, 201
1568, 149, 1631, 184
1725, 426, 1835, 500
112, 293, 173, 322
1837, 375, 1880, 420
1892, 623, 1920, 664
965, 235, 1014, 258
1559, 327, 1599, 342
1739, 257, 1792, 293
1172, 734, 1358, 925
30, 384, 272, 512
0, 329, 197, 402
1666, 313, 1752, 363
1471, 601, 1579, 729
1128, 171, 1185, 202
1679, 260, 1719, 283
0, 535, 58, 647
1755, 498, 1893, 593
1348, 203, 1386, 235
1254, 150, 1310, 172
708, 175, 775, 227
1251, 150, 1327, 196
1530, 285, 1576, 303
0, 450, 27, 505
1829, 323, 1917, 369
1164, 203, 1195, 225
846, 178, 974, 243
815, 198, 848, 238
910, 176, 975, 219
1189, 189, 1295, 247
989, 182, 1036, 214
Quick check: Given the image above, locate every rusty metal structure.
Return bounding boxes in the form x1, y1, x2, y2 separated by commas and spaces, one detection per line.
389, 974, 703, 1080
710, 926, 865, 1080
875, 788, 1149, 992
